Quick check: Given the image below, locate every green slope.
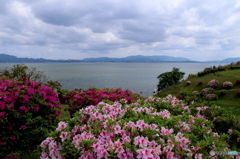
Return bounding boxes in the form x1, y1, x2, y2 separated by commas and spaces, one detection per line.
157, 69, 240, 115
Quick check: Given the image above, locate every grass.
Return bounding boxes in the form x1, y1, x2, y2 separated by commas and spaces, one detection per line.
157, 69, 240, 115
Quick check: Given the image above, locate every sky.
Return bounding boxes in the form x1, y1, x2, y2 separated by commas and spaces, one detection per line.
0, 0, 240, 61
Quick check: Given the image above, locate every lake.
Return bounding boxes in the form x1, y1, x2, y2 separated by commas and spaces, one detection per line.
0, 62, 227, 97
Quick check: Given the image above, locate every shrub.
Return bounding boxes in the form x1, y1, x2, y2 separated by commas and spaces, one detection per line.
192, 90, 200, 96
175, 94, 183, 99
66, 88, 144, 117
237, 91, 240, 97
236, 80, 240, 85
186, 81, 191, 85
198, 81, 203, 86
207, 79, 219, 89
222, 81, 233, 89
201, 88, 214, 96
219, 89, 227, 96
40, 95, 231, 158
205, 94, 218, 100
0, 76, 61, 158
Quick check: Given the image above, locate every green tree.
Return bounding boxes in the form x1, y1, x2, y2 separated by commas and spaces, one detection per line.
0, 64, 48, 83
157, 67, 185, 92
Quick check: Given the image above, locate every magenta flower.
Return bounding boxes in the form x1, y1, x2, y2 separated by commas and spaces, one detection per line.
10, 135, 16, 140
21, 125, 27, 130
19, 106, 29, 113
33, 106, 40, 111
0, 112, 5, 117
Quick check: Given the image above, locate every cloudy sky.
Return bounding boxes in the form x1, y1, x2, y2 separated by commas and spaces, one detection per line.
0, 0, 240, 61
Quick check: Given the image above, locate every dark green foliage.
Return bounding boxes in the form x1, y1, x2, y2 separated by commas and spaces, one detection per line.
219, 89, 227, 96
157, 67, 185, 91
0, 64, 48, 84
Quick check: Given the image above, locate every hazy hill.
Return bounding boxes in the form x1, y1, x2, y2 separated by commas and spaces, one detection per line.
81, 55, 192, 62
1, 53, 240, 63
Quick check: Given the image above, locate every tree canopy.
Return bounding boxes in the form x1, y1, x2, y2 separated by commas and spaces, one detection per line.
157, 67, 185, 91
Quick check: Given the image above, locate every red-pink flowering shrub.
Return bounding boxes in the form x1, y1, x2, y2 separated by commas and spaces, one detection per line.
0, 76, 61, 158
66, 88, 144, 117
40, 95, 231, 158
207, 79, 219, 89
237, 91, 240, 97
236, 80, 240, 85
222, 81, 233, 89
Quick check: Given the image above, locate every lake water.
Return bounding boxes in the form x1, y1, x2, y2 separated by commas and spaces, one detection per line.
0, 62, 227, 97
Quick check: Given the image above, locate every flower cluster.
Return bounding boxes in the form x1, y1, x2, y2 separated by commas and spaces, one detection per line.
222, 81, 233, 89
207, 79, 219, 89
0, 76, 61, 158
41, 95, 230, 158
186, 81, 191, 85
66, 88, 144, 117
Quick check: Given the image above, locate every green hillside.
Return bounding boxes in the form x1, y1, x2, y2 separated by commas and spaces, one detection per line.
156, 68, 240, 115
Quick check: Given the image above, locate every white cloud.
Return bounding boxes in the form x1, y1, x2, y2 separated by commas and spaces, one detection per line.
0, 0, 239, 61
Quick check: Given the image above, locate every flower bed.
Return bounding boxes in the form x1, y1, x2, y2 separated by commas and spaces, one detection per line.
40, 95, 233, 159
0, 76, 61, 158
66, 88, 144, 117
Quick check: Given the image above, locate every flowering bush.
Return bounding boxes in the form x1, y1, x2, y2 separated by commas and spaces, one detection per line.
205, 94, 218, 100
222, 81, 233, 89
236, 80, 240, 85
207, 79, 219, 89
66, 88, 144, 117
0, 76, 61, 158
186, 81, 191, 85
201, 88, 214, 96
237, 91, 240, 97
198, 81, 203, 86
40, 95, 232, 158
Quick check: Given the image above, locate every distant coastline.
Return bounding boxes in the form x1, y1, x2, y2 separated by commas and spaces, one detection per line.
0, 53, 239, 63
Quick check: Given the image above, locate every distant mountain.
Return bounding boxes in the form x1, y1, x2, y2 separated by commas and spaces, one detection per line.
81, 55, 192, 62
220, 57, 240, 63
1, 53, 240, 63
0, 54, 81, 63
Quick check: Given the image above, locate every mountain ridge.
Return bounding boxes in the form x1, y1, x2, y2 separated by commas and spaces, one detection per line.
0, 53, 240, 63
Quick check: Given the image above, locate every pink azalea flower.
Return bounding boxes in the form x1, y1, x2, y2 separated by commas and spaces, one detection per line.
137, 148, 154, 159
161, 127, 174, 135
195, 153, 203, 159
56, 121, 68, 131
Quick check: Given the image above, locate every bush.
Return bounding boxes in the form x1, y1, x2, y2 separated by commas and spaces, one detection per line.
0, 76, 61, 158
237, 91, 240, 97
207, 79, 219, 89
222, 81, 233, 89
201, 88, 214, 96
186, 81, 191, 85
66, 88, 144, 117
219, 89, 227, 96
236, 80, 240, 85
205, 94, 218, 100
198, 81, 203, 86
40, 95, 231, 158
192, 90, 200, 96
